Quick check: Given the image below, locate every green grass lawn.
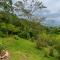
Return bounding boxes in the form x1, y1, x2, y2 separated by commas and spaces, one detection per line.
0, 36, 57, 60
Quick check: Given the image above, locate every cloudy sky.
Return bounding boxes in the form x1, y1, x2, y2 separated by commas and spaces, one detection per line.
13, 0, 60, 13
13, 0, 60, 26
42, 0, 60, 13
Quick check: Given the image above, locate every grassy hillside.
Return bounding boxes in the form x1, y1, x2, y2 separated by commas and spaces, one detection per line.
0, 36, 57, 60
0, 12, 60, 60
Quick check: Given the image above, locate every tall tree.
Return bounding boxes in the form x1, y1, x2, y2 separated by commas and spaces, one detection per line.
14, 0, 46, 19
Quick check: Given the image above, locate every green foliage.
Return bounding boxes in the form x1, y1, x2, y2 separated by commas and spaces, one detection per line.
0, 1, 60, 60
14, 35, 20, 40
43, 46, 54, 57
0, 0, 13, 12
0, 12, 42, 39
0, 37, 57, 60
0, 31, 5, 37
0, 11, 60, 60
53, 49, 59, 58
0, 43, 6, 53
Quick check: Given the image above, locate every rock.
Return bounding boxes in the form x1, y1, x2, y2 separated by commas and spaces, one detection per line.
0, 51, 9, 60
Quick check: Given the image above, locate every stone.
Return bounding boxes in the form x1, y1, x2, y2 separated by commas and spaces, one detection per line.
0, 51, 9, 60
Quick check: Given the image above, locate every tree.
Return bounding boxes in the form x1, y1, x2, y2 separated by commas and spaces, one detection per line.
0, 0, 13, 12
14, 0, 46, 19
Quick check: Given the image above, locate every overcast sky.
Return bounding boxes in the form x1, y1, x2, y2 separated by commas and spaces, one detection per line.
12, 0, 60, 26
42, 0, 60, 13
13, 0, 60, 13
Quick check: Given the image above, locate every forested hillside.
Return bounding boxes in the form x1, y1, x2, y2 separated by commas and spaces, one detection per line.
0, 12, 43, 39
0, 0, 60, 60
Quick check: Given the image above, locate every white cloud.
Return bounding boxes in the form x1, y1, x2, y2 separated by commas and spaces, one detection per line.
42, 0, 60, 13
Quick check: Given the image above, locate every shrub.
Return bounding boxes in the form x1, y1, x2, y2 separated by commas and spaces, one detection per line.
53, 49, 59, 58
36, 34, 48, 49
14, 35, 20, 40
54, 43, 60, 59
43, 46, 54, 57
0, 43, 6, 53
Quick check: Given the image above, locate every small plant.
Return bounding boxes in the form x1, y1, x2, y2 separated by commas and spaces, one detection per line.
0, 44, 4, 52
0, 43, 6, 56
14, 35, 20, 40
0, 43, 9, 60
